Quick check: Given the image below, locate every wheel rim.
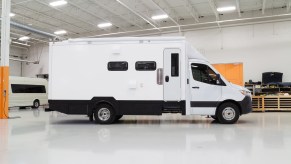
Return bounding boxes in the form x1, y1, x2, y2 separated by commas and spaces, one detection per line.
222, 107, 236, 121
35, 101, 39, 107
97, 108, 111, 121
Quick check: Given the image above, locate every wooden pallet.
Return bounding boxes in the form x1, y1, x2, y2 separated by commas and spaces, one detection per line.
252, 96, 291, 112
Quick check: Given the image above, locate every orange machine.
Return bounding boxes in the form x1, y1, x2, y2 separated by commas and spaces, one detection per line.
213, 63, 243, 86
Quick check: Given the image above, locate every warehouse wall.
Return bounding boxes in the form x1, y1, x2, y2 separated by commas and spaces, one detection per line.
1, 47, 24, 76
23, 20, 291, 82
22, 43, 49, 78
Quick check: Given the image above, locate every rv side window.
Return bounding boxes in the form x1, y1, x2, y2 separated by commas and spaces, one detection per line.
108, 61, 128, 71
135, 61, 156, 71
171, 53, 179, 76
191, 63, 219, 85
11, 84, 46, 93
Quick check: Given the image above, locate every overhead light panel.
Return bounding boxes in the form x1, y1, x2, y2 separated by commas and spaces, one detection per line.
217, 6, 236, 12
151, 14, 169, 20
98, 23, 112, 28
49, 0, 67, 7
18, 36, 30, 41
10, 13, 15, 17
54, 30, 67, 35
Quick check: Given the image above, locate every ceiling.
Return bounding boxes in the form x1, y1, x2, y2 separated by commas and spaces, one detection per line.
1, 0, 291, 47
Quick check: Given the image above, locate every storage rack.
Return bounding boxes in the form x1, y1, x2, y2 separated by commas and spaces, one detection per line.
252, 96, 291, 112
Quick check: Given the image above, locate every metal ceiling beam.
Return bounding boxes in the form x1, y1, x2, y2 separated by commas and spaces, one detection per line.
183, 0, 199, 22
287, 0, 291, 12
262, 0, 266, 14
151, 0, 180, 27
235, 0, 242, 17
67, 1, 127, 32
116, 0, 160, 31
89, 0, 144, 29
208, 0, 219, 20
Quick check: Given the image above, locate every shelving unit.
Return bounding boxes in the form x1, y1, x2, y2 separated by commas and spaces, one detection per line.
252, 96, 291, 112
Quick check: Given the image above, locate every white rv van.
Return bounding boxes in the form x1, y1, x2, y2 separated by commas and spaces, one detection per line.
9, 76, 48, 108
47, 37, 252, 124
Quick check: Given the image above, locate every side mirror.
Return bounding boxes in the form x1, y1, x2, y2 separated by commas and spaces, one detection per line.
216, 74, 221, 85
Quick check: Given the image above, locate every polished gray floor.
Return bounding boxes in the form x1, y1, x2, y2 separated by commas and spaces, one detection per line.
1, 108, 291, 164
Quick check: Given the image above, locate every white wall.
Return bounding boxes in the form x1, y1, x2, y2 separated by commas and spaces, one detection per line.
22, 43, 49, 77
0, 46, 24, 76
23, 20, 291, 82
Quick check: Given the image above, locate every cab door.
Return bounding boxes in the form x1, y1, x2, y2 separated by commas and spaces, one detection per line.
189, 62, 223, 115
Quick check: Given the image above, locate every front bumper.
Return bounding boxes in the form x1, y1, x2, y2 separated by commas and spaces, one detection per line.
239, 95, 252, 114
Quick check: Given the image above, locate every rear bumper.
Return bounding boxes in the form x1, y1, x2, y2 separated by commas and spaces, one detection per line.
239, 95, 252, 114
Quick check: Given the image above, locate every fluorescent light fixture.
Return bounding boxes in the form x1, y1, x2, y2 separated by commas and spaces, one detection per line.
97, 23, 112, 28
217, 6, 236, 12
18, 36, 30, 41
12, 41, 30, 47
54, 30, 67, 35
49, 0, 67, 7
151, 14, 169, 20
10, 13, 15, 17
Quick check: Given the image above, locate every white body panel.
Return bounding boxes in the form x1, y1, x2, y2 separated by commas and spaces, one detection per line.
9, 76, 48, 107
49, 37, 250, 116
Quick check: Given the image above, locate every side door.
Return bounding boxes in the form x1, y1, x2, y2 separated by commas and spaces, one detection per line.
189, 62, 223, 115
163, 48, 181, 101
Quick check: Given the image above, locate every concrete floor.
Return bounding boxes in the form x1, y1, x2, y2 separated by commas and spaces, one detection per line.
1, 108, 291, 164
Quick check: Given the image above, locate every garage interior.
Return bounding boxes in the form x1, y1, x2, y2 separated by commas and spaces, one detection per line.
1, 0, 291, 164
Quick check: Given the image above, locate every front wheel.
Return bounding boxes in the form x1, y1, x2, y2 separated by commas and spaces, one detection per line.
94, 104, 116, 124
217, 102, 240, 124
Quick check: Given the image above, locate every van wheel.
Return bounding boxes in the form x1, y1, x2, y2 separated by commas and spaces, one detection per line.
114, 115, 123, 122
217, 102, 240, 124
94, 104, 115, 124
32, 100, 40, 109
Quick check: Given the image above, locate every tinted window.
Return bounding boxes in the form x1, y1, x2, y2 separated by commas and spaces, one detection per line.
108, 61, 128, 71
191, 63, 219, 85
11, 84, 46, 93
171, 53, 179, 76
135, 61, 156, 71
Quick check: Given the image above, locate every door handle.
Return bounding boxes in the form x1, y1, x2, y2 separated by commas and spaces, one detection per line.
165, 76, 169, 82
192, 86, 199, 89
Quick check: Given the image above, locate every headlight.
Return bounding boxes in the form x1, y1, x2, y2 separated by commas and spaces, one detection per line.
240, 90, 251, 96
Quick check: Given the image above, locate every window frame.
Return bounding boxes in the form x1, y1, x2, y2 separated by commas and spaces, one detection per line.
107, 61, 128, 71
135, 61, 157, 71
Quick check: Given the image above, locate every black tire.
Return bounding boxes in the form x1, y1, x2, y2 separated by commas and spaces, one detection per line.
211, 115, 218, 120
217, 102, 240, 124
114, 115, 123, 122
32, 100, 40, 109
94, 104, 116, 124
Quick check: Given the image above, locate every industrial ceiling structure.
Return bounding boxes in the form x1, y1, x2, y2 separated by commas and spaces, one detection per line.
1, 0, 291, 47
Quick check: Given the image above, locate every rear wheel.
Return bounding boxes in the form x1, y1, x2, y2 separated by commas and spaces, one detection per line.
94, 104, 116, 124
32, 100, 40, 109
217, 102, 240, 124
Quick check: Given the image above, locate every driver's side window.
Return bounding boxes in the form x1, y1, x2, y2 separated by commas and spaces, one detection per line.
191, 63, 219, 85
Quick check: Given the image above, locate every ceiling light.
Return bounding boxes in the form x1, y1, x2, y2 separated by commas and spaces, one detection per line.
217, 6, 236, 12
54, 30, 67, 35
49, 0, 67, 7
151, 14, 169, 20
10, 13, 15, 17
98, 23, 112, 28
18, 36, 30, 41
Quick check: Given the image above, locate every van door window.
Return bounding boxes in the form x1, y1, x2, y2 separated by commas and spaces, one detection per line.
171, 53, 179, 76
191, 63, 220, 85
